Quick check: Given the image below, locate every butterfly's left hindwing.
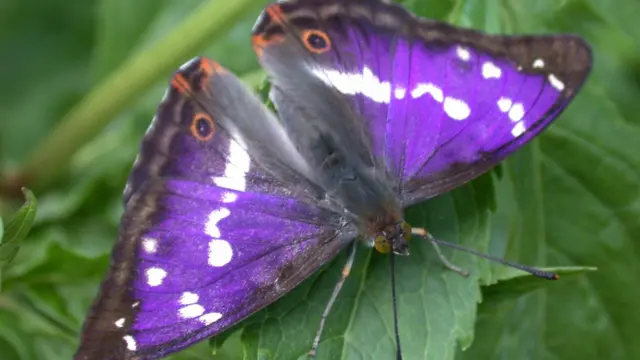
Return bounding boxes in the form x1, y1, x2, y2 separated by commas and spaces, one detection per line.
75, 58, 356, 360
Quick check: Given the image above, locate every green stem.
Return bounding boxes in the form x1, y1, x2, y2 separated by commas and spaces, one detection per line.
21, 0, 262, 190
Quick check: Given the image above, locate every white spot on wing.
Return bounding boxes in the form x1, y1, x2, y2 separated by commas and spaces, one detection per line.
311, 66, 391, 103
443, 97, 471, 121
213, 140, 251, 191
362, 66, 391, 103
410, 83, 444, 102
548, 74, 565, 91
511, 122, 527, 137
222, 192, 238, 203
146, 267, 167, 287
312, 69, 357, 96
142, 237, 158, 254
508, 103, 525, 122
208, 239, 233, 267
533, 58, 545, 68
456, 46, 471, 61
394, 87, 406, 99
200, 312, 223, 325
205, 208, 231, 238
482, 61, 502, 79
497, 97, 513, 112
180, 292, 199, 305
123, 335, 137, 351
115, 318, 125, 328
179, 304, 206, 319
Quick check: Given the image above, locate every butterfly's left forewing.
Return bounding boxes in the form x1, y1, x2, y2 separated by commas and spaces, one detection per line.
252, 0, 592, 205
75, 58, 356, 360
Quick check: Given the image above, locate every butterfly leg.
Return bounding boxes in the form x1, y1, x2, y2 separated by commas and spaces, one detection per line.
308, 242, 357, 357
428, 237, 469, 277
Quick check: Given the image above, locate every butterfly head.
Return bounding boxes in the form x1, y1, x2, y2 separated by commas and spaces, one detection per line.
373, 221, 412, 256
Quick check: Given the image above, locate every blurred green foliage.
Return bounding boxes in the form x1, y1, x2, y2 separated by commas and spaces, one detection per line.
0, 189, 37, 272
0, 0, 639, 359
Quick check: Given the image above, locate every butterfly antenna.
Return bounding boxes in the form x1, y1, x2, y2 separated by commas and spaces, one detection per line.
412, 228, 558, 280
389, 251, 403, 360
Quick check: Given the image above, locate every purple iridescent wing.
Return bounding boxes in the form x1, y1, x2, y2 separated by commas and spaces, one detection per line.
251, 0, 592, 205
75, 57, 357, 360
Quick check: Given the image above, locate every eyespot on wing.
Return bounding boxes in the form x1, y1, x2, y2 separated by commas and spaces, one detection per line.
190, 112, 215, 142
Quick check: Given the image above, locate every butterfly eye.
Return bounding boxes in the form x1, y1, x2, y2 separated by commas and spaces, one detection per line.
190, 112, 215, 141
302, 29, 331, 53
374, 234, 391, 254
401, 222, 412, 241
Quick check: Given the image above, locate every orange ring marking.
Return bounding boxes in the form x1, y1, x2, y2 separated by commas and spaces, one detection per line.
190, 112, 215, 142
302, 29, 331, 54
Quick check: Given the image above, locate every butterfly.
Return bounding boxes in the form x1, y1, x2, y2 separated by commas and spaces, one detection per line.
74, 0, 592, 359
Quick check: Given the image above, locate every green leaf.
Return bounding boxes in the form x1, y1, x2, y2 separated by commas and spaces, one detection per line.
463, 266, 597, 360
457, 1, 640, 359
400, 0, 458, 20
584, 0, 640, 47
481, 266, 597, 305
0, 188, 37, 268
232, 177, 493, 360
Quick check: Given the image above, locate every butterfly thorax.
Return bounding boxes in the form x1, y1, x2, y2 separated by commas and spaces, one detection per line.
307, 136, 412, 254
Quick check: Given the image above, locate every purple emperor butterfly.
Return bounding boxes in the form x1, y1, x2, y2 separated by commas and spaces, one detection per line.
75, 0, 592, 359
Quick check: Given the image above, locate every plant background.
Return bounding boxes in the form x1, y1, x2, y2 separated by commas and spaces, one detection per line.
0, 0, 638, 359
